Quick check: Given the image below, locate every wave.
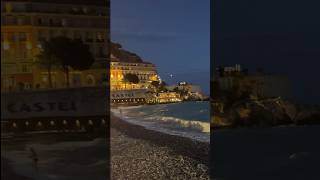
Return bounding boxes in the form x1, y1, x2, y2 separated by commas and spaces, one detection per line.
145, 116, 210, 133
111, 106, 210, 142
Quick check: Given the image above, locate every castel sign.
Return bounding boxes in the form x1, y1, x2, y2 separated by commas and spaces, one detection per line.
7, 101, 77, 113
1, 87, 107, 120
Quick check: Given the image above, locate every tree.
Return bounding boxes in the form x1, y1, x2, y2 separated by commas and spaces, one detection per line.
151, 81, 160, 88
158, 81, 168, 92
123, 74, 140, 84
40, 37, 95, 87
35, 41, 60, 88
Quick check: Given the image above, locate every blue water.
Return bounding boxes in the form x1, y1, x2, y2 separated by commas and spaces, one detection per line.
112, 101, 210, 142
135, 101, 210, 122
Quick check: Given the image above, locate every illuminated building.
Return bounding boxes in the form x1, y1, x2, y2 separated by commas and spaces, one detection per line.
111, 89, 150, 104
156, 92, 182, 103
110, 56, 159, 91
1, 0, 109, 92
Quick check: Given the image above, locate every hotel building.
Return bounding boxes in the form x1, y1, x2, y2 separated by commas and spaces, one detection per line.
1, 0, 109, 92
110, 54, 159, 91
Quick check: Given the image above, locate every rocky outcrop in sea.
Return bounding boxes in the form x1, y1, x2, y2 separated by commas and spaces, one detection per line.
212, 97, 320, 128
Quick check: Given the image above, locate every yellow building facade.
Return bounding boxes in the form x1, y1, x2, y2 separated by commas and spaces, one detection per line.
110, 59, 159, 91
1, 0, 109, 92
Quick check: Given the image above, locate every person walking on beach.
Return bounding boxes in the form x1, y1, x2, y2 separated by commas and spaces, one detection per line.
120, 108, 123, 117
29, 147, 39, 173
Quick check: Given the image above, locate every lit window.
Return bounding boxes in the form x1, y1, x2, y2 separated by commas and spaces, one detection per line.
22, 65, 28, 72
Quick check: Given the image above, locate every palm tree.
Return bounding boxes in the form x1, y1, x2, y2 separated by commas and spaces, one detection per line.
38, 37, 95, 88
123, 73, 140, 89
34, 43, 59, 88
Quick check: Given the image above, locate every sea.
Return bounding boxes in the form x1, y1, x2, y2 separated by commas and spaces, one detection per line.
211, 125, 320, 180
111, 101, 210, 142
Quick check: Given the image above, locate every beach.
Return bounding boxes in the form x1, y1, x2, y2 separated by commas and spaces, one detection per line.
111, 114, 209, 179
1, 114, 209, 180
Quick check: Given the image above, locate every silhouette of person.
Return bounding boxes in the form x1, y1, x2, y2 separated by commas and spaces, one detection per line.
29, 147, 38, 173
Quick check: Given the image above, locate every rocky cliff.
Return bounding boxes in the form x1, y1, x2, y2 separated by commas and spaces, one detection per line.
111, 42, 146, 63
212, 97, 320, 128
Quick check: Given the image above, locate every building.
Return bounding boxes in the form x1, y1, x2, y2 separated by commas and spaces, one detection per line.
215, 65, 291, 99
110, 59, 159, 91
166, 82, 202, 94
215, 64, 242, 77
155, 92, 182, 103
110, 89, 150, 104
1, 0, 109, 92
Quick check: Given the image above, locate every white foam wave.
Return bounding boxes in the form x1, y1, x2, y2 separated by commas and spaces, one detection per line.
145, 116, 210, 133
111, 107, 210, 142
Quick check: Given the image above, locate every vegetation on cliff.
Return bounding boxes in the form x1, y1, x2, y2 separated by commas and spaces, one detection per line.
211, 80, 320, 128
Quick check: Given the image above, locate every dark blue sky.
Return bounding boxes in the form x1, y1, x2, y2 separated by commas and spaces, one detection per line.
214, 0, 320, 104
111, 0, 210, 94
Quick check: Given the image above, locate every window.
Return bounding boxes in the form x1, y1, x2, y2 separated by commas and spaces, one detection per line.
22, 65, 28, 72
96, 32, 104, 42
86, 75, 95, 86
42, 75, 48, 82
85, 32, 93, 42
62, 18, 67, 26
19, 32, 27, 41
38, 18, 42, 25
5, 15, 16, 25
49, 18, 53, 26
98, 46, 105, 57
37, 30, 45, 41
72, 74, 81, 87
17, 16, 25, 25
74, 31, 82, 40
7, 32, 14, 41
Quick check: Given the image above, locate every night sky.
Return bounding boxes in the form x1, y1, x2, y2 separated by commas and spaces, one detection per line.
214, 0, 320, 104
111, 0, 210, 94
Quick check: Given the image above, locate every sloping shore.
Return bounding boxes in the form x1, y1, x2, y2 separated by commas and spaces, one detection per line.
2, 115, 209, 180
111, 115, 209, 179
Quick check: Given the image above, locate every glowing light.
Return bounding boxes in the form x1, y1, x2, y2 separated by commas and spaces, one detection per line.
37, 43, 43, 49
3, 42, 10, 50
50, 121, 55, 126
26, 42, 32, 50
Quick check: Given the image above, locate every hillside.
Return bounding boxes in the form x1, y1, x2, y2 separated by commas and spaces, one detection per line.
111, 42, 145, 63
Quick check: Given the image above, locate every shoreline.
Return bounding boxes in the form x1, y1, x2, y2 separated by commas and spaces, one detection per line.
111, 114, 209, 165
111, 99, 210, 107
2, 112, 209, 179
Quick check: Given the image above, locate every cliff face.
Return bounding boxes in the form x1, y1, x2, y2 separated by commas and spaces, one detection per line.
111, 42, 145, 63
212, 98, 320, 128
